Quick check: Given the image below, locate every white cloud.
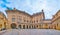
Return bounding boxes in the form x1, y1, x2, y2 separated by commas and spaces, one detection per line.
0, 0, 60, 19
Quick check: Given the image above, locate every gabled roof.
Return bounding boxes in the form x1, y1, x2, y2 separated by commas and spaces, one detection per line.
6, 8, 44, 17
0, 12, 7, 20
0, 12, 5, 17
54, 10, 60, 16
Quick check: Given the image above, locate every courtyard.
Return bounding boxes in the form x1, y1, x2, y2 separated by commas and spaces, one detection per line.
0, 29, 60, 35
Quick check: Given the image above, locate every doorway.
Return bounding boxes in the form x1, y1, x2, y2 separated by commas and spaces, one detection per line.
11, 23, 16, 29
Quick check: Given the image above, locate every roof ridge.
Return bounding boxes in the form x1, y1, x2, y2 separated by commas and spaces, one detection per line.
6, 8, 44, 16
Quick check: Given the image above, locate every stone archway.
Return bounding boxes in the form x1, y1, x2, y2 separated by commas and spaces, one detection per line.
19, 25, 21, 29
11, 23, 17, 29
0, 24, 2, 28
4, 22, 6, 28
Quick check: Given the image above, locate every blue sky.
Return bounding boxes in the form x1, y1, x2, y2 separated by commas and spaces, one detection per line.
0, 0, 60, 19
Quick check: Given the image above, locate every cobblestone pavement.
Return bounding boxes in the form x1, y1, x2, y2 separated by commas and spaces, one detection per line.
0, 29, 60, 35
0, 30, 7, 35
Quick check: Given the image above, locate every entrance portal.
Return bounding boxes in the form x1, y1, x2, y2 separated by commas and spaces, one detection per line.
11, 23, 16, 29
19, 25, 21, 29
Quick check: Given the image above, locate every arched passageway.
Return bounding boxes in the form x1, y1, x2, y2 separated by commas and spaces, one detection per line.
19, 25, 21, 29
11, 23, 17, 29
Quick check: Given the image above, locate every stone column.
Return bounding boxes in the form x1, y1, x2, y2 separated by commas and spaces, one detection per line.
25, 24, 26, 29
31, 25, 32, 29
25, 24, 27, 29
31, 25, 33, 29
21, 24, 23, 29
28, 25, 29, 29
33, 25, 34, 29
32, 25, 33, 29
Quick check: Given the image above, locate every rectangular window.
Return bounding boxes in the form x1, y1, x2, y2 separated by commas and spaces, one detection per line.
27, 20, 28, 22
18, 18, 21, 22
37, 20, 38, 23
12, 18, 15, 22
17, 18, 21, 24
24, 20, 26, 22
17, 16, 21, 23
34, 21, 35, 23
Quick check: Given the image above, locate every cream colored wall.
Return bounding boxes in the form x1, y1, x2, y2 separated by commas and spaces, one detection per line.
0, 14, 7, 30
6, 10, 52, 29
7, 11, 32, 28
55, 19, 60, 30
0, 19, 4, 28
32, 14, 44, 24
52, 10, 60, 30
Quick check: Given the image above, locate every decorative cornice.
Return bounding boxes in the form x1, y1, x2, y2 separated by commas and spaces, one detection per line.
52, 10, 60, 23
53, 10, 60, 18
52, 16, 60, 23
6, 8, 45, 17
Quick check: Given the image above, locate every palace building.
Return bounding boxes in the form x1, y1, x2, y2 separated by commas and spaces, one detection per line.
5, 8, 52, 29
0, 12, 7, 30
52, 10, 60, 30
0, 8, 60, 30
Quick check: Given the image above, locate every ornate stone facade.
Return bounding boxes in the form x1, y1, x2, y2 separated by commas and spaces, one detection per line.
6, 8, 52, 29
0, 12, 7, 30
1, 8, 60, 30
52, 10, 60, 30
